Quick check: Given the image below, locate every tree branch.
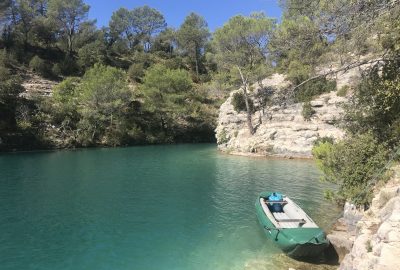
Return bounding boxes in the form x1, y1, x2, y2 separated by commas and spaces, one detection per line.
291, 57, 391, 92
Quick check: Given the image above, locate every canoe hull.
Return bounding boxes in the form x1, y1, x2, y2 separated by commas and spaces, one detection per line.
255, 192, 329, 258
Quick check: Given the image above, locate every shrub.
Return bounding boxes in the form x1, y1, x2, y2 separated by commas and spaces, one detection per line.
313, 136, 334, 146
29, 55, 50, 77
51, 63, 62, 78
59, 57, 79, 76
302, 101, 315, 121
217, 129, 229, 144
345, 62, 400, 145
231, 91, 254, 113
287, 60, 312, 85
337, 85, 349, 97
312, 133, 388, 207
77, 64, 132, 146
77, 42, 106, 71
294, 77, 336, 102
128, 63, 145, 82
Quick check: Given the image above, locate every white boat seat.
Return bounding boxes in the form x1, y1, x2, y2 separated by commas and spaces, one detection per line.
273, 212, 306, 223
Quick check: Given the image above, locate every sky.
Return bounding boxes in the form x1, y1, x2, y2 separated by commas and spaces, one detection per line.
85, 0, 282, 32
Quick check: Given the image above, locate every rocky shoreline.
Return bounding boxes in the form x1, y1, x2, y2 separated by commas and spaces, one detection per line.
328, 166, 400, 270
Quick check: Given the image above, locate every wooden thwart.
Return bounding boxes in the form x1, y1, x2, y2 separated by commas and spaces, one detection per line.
276, 218, 306, 223
265, 200, 287, 204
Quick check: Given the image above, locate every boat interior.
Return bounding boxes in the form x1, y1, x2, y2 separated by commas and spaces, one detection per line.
260, 196, 318, 229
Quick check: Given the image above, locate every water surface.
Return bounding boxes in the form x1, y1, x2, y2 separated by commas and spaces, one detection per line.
0, 144, 340, 270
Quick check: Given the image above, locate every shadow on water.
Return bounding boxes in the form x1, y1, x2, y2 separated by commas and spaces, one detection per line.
293, 244, 339, 265
244, 247, 339, 270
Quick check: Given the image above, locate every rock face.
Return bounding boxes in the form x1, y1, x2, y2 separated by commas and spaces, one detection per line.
215, 74, 348, 158
336, 166, 400, 270
21, 71, 58, 98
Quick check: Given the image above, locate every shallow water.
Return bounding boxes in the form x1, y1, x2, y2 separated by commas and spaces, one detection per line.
0, 144, 340, 270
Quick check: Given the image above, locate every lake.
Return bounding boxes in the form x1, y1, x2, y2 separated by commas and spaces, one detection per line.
0, 144, 340, 270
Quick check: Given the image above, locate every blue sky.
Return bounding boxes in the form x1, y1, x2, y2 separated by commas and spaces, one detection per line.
85, 0, 282, 31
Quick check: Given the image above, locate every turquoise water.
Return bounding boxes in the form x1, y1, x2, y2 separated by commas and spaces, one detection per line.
0, 144, 340, 270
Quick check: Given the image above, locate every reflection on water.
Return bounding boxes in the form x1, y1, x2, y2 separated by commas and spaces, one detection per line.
0, 144, 340, 270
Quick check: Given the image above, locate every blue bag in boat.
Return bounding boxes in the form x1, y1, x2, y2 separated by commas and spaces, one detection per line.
268, 192, 283, 212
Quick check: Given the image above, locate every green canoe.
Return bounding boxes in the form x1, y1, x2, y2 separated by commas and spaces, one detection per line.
255, 192, 329, 258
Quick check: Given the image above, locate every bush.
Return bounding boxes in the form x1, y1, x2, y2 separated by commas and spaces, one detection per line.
231, 91, 254, 113
287, 60, 312, 85
294, 77, 336, 102
77, 64, 132, 146
128, 63, 145, 82
217, 129, 229, 144
59, 57, 79, 76
302, 101, 315, 121
77, 42, 106, 71
345, 62, 400, 145
51, 63, 62, 78
29, 55, 50, 77
312, 132, 388, 207
337, 85, 349, 97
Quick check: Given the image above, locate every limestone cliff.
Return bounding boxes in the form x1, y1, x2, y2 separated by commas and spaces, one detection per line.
328, 166, 400, 270
215, 72, 357, 158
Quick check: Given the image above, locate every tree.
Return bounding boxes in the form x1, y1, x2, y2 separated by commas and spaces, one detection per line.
0, 0, 12, 29
312, 133, 388, 207
77, 64, 133, 146
48, 0, 89, 55
0, 50, 23, 131
270, 15, 326, 83
109, 6, 166, 51
176, 13, 210, 77
344, 60, 400, 146
139, 64, 193, 137
213, 13, 275, 134
10, 0, 37, 47
109, 7, 135, 49
152, 27, 176, 56
130, 5, 166, 51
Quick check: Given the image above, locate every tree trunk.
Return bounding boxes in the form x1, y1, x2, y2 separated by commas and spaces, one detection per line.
194, 48, 199, 78
237, 66, 255, 135
67, 34, 73, 55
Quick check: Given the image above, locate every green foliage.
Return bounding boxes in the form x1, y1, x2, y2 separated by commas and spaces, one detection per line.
77, 41, 106, 70
302, 101, 315, 121
128, 63, 145, 82
231, 92, 254, 113
271, 16, 326, 73
217, 129, 229, 144
51, 63, 62, 77
77, 64, 133, 146
29, 55, 51, 77
294, 78, 336, 102
286, 60, 312, 86
0, 50, 23, 131
48, 0, 90, 54
109, 6, 166, 51
312, 133, 388, 207
58, 57, 79, 76
51, 77, 80, 124
140, 64, 192, 125
138, 64, 215, 141
176, 12, 210, 77
337, 85, 349, 97
213, 13, 275, 77
313, 136, 334, 146
345, 61, 400, 145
